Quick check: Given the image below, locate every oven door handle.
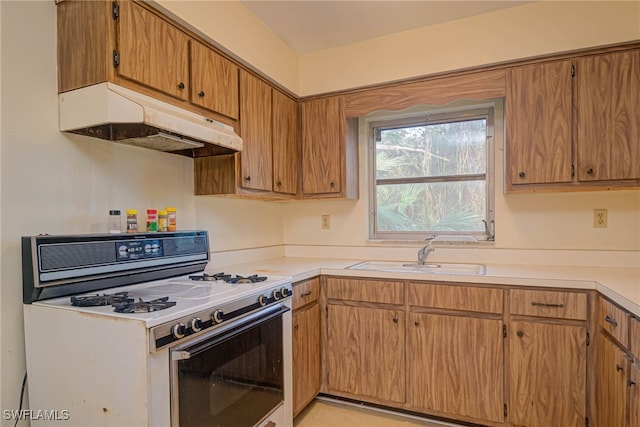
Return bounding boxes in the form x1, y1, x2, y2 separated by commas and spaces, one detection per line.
171, 304, 290, 360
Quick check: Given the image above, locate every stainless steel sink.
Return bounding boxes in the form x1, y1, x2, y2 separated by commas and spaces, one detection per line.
347, 260, 486, 276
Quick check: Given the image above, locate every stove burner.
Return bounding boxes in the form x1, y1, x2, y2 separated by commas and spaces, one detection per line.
188, 272, 231, 282
189, 273, 268, 284
71, 292, 133, 307
226, 274, 268, 284
112, 297, 177, 313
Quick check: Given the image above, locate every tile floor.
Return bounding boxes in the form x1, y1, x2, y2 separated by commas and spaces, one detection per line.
294, 399, 462, 427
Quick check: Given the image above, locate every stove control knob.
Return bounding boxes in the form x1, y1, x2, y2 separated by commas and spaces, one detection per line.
272, 289, 281, 300
211, 310, 224, 324
172, 323, 186, 339
280, 287, 291, 298
258, 295, 268, 306
190, 317, 203, 332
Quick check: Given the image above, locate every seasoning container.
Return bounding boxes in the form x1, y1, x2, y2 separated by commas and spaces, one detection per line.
166, 207, 177, 231
146, 209, 158, 232
108, 210, 121, 234
126, 209, 138, 233
158, 210, 168, 232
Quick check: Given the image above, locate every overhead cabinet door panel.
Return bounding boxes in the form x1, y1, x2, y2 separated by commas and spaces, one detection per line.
190, 40, 239, 119
577, 49, 640, 182
506, 60, 573, 185
117, 1, 189, 100
240, 71, 273, 191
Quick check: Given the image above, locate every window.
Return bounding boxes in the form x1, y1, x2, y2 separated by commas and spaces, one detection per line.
368, 104, 495, 241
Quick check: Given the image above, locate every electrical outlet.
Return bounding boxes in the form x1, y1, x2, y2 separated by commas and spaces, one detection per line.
593, 209, 608, 228
321, 215, 331, 230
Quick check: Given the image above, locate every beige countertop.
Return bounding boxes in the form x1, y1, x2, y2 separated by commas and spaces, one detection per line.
212, 257, 640, 317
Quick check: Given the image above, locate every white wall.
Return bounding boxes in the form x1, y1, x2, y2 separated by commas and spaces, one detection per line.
299, 1, 640, 95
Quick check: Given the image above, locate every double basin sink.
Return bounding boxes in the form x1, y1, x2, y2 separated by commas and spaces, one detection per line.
347, 260, 486, 276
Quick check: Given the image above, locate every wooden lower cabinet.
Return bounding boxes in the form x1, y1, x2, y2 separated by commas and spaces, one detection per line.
407, 313, 505, 423
327, 304, 405, 403
509, 321, 587, 427
292, 303, 321, 416
630, 361, 640, 427
595, 332, 628, 427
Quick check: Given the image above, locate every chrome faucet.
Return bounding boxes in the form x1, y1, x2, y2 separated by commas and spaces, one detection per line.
417, 244, 435, 265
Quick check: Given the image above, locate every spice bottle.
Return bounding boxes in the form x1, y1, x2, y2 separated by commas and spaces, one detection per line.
146, 209, 158, 232
109, 210, 121, 234
158, 210, 168, 232
166, 207, 177, 231
126, 209, 138, 233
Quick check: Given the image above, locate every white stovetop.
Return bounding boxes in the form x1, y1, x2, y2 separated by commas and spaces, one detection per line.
34, 270, 292, 328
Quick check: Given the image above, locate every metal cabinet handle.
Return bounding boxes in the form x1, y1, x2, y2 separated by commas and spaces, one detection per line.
198, 91, 205, 97
616, 364, 624, 372
245, 176, 251, 182
517, 330, 524, 338
630, 380, 637, 387
518, 171, 525, 178
294, 324, 299, 331
300, 291, 312, 297
414, 321, 420, 326
330, 181, 335, 187
276, 181, 282, 187
392, 315, 399, 323
178, 82, 185, 89
605, 316, 618, 327
586, 168, 594, 174
531, 302, 565, 308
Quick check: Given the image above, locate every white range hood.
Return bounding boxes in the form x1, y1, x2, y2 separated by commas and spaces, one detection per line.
58, 83, 242, 153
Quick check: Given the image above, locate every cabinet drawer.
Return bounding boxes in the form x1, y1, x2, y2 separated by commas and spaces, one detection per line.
510, 289, 587, 320
292, 278, 319, 310
408, 283, 503, 314
599, 297, 629, 347
326, 278, 404, 305
631, 317, 640, 359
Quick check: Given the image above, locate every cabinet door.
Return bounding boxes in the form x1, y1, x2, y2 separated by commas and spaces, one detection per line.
509, 321, 587, 427
190, 40, 238, 119
272, 90, 298, 195
506, 60, 573, 186
631, 362, 640, 427
327, 305, 404, 403
240, 71, 272, 191
408, 313, 504, 423
118, 1, 189, 100
577, 49, 640, 181
292, 304, 320, 416
301, 97, 344, 195
595, 333, 628, 427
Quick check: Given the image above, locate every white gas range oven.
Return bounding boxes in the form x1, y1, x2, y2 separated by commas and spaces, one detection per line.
22, 231, 293, 427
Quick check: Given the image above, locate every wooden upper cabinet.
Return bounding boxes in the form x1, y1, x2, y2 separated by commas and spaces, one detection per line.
272, 90, 298, 195
117, 1, 189, 100
506, 60, 573, 187
576, 49, 640, 182
190, 40, 238, 119
239, 70, 273, 191
301, 97, 344, 195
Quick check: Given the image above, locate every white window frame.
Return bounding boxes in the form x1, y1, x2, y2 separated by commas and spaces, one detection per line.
367, 103, 496, 241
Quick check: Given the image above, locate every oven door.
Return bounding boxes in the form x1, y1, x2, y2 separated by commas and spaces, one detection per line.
170, 304, 289, 427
